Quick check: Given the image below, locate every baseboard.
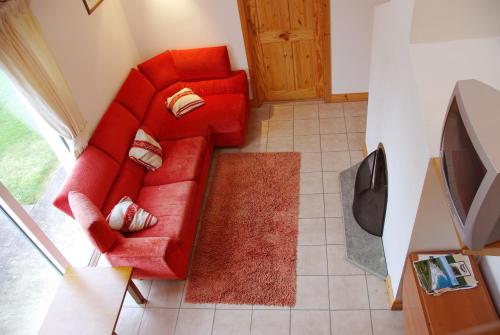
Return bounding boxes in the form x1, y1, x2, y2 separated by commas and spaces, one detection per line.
386, 275, 403, 310
329, 92, 368, 103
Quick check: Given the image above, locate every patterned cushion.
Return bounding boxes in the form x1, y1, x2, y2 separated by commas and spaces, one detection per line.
107, 196, 158, 233
129, 129, 163, 171
166, 88, 205, 118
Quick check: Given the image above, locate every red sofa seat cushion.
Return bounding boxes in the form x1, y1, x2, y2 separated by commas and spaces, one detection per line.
130, 181, 197, 247
68, 191, 118, 253
171, 46, 231, 81
138, 51, 180, 90
90, 102, 139, 163
54, 146, 120, 216
114, 69, 155, 121
156, 93, 248, 146
143, 137, 207, 186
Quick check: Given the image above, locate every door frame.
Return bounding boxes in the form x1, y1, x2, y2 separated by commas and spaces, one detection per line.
237, 0, 331, 106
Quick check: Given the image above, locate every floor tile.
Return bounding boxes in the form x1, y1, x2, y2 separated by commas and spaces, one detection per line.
268, 120, 293, 137
294, 100, 322, 106
249, 107, 270, 121
294, 119, 319, 135
147, 280, 184, 308
124, 279, 152, 307
346, 116, 367, 133
324, 193, 342, 217
320, 134, 348, 151
175, 309, 215, 335
322, 172, 339, 193
294, 135, 321, 152
248, 118, 269, 134
251, 310, 290, 335
319, 117, 346, 134
347, 132, 366, 151
138, 308, 177, 335
331, 310, 372, 335
371, 310, 404, 335
294, 104, 318, 119
270, 105, 294, 120
253, 305, 290, 310
291, 310, 330, 335
266, 136, 293, 152
212, 309, 251, 335
294, 276, 329, 310
350, 150, 365, 166
297, 245, 327, 275
344, 101, 367, 116
367, 276, 389, 309
321, 151, 350, 172
325, 218, 345, 245
116, 307, 143, 335
299, 194, 324, 218
327, 244, 364, 275
300, 172, 323, 194
241, 136, 267, 153
300, 152, 322, 172
329, 276, 369, 310
298, 218, 326, 245
216, 303, 253, 310
318, 103, 343, 118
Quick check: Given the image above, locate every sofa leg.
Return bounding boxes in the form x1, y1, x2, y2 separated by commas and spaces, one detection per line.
127, 279, 147, 305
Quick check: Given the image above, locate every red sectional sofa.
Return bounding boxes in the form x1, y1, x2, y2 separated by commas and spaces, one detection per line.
53, 46, 249, 279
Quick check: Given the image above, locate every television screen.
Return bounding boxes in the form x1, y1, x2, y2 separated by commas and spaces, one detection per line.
442, 98, 487, 225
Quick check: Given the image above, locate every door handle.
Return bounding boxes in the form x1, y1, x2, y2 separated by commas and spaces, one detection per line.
279, 32, 290, 41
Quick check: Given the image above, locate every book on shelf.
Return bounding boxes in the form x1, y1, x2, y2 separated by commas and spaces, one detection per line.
412, 253, 478, 296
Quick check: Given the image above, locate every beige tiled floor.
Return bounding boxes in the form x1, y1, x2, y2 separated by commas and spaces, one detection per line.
116, 101, 403, 335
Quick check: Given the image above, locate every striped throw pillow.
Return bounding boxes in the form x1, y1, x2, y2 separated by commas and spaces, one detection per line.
166, 88, 205, 118
129, 129, 163, 171
107, 196, 158, 233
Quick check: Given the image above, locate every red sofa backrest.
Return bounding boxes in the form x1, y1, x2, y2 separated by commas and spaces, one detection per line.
138, 51, 180, 90
170, 46, 231, 81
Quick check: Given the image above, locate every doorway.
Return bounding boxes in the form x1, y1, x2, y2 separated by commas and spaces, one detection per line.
237, 0, 331, 104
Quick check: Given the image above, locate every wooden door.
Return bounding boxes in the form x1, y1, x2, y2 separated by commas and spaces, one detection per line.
238, 0, 330, 102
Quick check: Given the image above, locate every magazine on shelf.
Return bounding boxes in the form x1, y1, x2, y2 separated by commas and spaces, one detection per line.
412, 253, 478, 296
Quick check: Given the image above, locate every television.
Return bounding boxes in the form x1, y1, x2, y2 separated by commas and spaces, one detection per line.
440, 79, 500, 250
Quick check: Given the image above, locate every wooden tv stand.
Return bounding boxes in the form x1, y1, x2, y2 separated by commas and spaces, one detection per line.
403, 252, 499, 334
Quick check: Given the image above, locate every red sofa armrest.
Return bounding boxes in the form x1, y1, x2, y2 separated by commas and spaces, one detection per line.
105, 237, 187, 278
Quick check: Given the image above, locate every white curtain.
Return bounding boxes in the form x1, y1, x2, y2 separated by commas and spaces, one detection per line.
0, 0, 87, 156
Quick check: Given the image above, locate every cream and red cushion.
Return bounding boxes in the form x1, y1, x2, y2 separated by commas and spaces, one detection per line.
107, 196, 158, 233
129, 129, 163, 171
166, 88, 205, 118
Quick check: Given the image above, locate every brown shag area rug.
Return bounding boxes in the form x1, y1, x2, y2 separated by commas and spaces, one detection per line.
185, 152, 300, 306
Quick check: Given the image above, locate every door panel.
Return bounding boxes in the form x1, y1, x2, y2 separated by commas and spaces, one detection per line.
245, 0, 324, 101
261, 43, 290, 92
292, 39, 315, 91
289, 0, 314, 31
255, 0, 290, 32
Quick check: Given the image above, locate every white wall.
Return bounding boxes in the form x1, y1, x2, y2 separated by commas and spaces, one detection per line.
30, 0, 140, 143
120, 0, 248, 71
331, 0, 385, 94
411, 0, 500, 43
410, 37, 500, 156
367, 0, 430, 297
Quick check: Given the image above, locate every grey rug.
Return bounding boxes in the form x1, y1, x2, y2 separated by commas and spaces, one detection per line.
339, 163, 388, 279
